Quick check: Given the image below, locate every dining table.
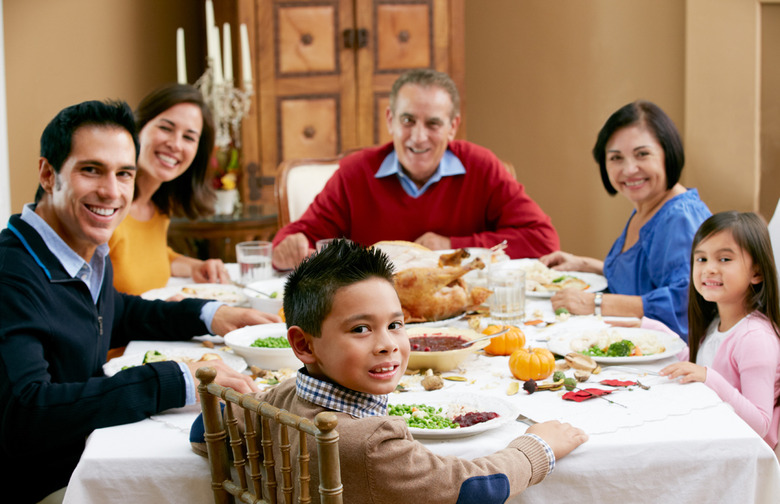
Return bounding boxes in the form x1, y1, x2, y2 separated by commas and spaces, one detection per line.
62, 268, 780, 504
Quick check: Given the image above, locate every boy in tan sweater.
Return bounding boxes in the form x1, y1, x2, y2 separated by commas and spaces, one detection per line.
192, 239, 587, 502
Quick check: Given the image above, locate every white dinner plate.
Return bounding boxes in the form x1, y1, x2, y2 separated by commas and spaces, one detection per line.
490, 259, 608, 298
546, 326, 685, 363
141, 283, 248, 306
405, 313, 466, 328
387, 392, 515, 439
103, 347, 247, 376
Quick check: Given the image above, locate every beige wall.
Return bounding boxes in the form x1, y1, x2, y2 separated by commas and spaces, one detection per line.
4, 0, 776, 258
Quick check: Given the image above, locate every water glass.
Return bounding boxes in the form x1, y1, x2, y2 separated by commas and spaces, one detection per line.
235, 241, 273, 285
487, 269, 525, 324
316, 238, 335, 252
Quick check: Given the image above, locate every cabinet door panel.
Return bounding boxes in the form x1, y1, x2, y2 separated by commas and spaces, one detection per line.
277, 5, 338, 75
279, 96, 340, 160
375, 3, 432, 71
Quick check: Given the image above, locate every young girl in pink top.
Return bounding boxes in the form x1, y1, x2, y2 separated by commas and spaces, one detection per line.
660, 211, 780, 448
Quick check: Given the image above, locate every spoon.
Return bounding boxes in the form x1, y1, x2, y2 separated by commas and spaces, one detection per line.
461, 327, 510, 347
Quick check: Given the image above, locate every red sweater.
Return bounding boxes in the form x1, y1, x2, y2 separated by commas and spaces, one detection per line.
273, 141, 559, 258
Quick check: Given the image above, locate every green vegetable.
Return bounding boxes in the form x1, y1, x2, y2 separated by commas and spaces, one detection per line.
387, 404, 458, 430
554, 307, 570, 315
269, 291, 279, 299
553, 371, 565, 382
606, 340, 635, 357
582, 346, 606, 357
142, 350, 167, 364
250, 336, 291, 348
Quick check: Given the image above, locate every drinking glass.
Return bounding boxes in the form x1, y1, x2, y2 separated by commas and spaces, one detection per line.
235, 241, 273, 285
487, 269, 525, 324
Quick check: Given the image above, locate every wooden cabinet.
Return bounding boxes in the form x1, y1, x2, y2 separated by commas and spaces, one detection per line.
216, 0, 465, 213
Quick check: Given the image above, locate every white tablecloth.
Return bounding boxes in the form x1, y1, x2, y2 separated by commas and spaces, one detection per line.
64, 301, 780, 503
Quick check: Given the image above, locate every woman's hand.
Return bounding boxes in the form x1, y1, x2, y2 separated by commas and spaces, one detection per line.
192, 258, 231, 284
659, 361, 707, 383
551, 289, 596, 315
539, 251, 604, 274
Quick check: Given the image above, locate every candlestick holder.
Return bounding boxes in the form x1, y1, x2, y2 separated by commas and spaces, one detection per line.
195, 57, 253, 149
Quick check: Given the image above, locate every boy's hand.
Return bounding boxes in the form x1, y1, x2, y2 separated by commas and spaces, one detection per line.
210, 305, 282, 336
527, 420, 588, 460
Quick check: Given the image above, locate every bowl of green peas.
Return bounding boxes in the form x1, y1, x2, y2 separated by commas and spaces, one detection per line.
224, 323, 301, 370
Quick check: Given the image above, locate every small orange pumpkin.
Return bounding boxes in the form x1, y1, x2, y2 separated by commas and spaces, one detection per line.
508, 347, 556, 381
482, 325, 526, 356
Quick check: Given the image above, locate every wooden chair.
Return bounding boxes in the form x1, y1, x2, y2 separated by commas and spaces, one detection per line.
196, 367, 343, 504
274, 157, 342, 229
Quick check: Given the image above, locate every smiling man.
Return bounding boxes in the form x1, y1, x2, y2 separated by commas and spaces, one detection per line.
0, 100, 278, 502
271, 68, 560, 270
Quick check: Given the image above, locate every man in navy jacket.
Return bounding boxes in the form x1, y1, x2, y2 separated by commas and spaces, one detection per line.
0, 99, 278, 503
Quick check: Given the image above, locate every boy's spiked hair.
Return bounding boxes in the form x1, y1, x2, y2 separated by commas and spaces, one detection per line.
283, 239, 396, 336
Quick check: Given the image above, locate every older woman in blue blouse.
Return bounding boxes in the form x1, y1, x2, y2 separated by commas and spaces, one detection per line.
540, 100, 711, 341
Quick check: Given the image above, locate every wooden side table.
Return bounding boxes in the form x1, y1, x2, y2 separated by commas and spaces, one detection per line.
168, 207, 278, 263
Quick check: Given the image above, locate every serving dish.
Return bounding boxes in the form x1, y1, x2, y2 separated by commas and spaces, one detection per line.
103, 347, 246, 376
489, 259, 608, 298
141, 283, 248, 306
225, 323, 301, 370
243, 277, 286, 314
546, 326, 686, 363
406, 326, 488, 372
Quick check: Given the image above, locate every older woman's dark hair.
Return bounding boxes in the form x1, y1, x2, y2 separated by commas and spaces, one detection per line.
593, 100, 685, 195
135, 84, 216, 219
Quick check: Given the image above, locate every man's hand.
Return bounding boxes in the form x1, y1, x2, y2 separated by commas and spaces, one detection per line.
191, 258, 230, 284
187, 359, 258, 395
526, 420, 588, 460
210, 305, 282, 336
414, 232, 451, 250
272, 233, 314, 270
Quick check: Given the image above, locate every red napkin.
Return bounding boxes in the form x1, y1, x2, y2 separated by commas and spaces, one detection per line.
562, 388, 613, 402
599, 379, 637, 387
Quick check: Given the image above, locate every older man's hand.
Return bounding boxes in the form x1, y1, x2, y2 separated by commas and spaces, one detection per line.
414, 232, 451, 250
210, 305, 282, 336
272, 233, 314, 270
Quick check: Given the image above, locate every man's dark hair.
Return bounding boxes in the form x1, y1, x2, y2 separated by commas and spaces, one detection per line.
35, 99, 138, 203
283, 239, 396, 336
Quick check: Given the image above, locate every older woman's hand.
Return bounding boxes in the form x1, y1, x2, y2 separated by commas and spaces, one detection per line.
550, 289, 596, 315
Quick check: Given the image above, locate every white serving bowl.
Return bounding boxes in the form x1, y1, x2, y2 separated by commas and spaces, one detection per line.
224, 323, 301, 370
243, 277, 286, 315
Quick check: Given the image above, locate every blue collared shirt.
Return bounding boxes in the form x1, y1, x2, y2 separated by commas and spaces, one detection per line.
375, 149, 465, 198
295, 368, 388, 418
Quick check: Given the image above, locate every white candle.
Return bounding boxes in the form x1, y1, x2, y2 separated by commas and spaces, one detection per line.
205, 0, 215, 67
176, 28, 187, 84
222, 23, 233, 82
212, 25, 224, 85
240, 23, 253, 91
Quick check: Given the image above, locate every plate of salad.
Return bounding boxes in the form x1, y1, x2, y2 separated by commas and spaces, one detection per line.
387, 392, 514, 439
546, 327, 686, 363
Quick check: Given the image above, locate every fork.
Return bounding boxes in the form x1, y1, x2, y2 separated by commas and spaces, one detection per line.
515, 413, 537, 425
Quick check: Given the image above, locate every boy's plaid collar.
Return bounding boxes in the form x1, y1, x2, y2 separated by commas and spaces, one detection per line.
295, 369, 388, 418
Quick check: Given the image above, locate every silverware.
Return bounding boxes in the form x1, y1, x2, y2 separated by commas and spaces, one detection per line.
461, 327, 510, 347
601, 366, 660, 376
575, 388, 628, 408
236, 282, 277, 299
515, 413, 537, 425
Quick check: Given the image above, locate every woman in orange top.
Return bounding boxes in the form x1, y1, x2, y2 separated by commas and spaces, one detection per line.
109, 84, 230, 294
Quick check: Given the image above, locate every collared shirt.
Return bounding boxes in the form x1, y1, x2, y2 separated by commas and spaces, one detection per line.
295, 368, 388, 418
21, 204, 107, 303
375, 149, 466, 198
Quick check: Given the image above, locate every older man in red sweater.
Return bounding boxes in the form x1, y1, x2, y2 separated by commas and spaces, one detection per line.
272, 69, 559, 270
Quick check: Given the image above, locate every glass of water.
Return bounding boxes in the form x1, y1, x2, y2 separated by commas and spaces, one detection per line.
235, 241, 273, 285
487, 269, 525, 324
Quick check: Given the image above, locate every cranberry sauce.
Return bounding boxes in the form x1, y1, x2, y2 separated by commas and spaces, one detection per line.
453, 411, 499, 427
409, 334, 469, 352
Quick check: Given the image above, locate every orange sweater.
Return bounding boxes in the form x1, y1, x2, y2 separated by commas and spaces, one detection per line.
109, 211, 181, 295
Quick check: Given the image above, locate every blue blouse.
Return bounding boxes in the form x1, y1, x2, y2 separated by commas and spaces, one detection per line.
603, 189, 711, 341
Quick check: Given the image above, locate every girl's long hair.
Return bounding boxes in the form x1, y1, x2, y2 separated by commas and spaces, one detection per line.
688, 212, 780, 365
135, 84, 216, 219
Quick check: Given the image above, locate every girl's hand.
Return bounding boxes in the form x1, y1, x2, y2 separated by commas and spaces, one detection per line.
659, 361, 707, 383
